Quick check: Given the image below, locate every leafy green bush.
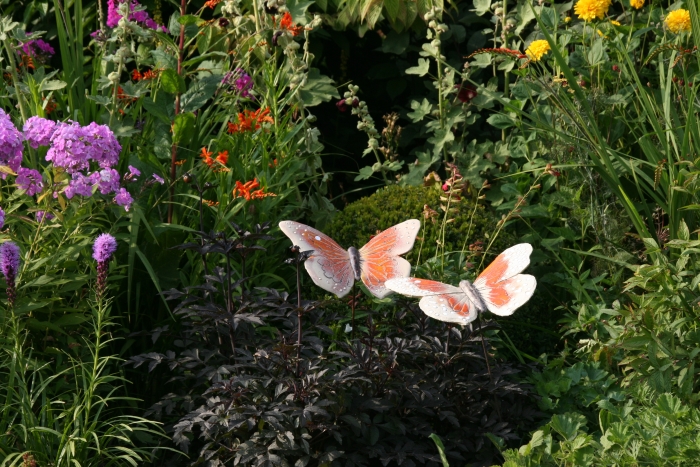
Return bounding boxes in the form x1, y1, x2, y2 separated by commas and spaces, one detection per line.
326, 184, 515, 265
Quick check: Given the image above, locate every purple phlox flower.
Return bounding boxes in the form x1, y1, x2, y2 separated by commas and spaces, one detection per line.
46, 122, 91, 174
0, 208, 5, 230
65, 172, 96, 199
20, 39, 55, 61
0, 241, 21, 281
82, 122, 121, 169
90, 30, 109, 42
23, 117, 57, 149
152, 173, 164, 184
0, 109, 24, 178
107, 0, 165, 31
35, 211, 55, 223
16, 168, 44, 196
47, 121, 121, 174
223, 68, 254, 99
114, 188, 134, 211
128, 165, 141, 177
97, 168, 120, 194
93, 233, 118, 262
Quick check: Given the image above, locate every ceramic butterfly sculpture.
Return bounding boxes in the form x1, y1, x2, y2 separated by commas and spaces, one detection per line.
385, 243, 536, 324
279, 220, 421, 298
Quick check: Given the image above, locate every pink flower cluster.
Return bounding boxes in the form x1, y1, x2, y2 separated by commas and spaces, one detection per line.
13, 114, 134, 211
107, 0, 167, 31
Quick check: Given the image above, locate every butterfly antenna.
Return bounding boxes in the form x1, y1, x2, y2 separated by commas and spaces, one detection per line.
476, 312, 492, 382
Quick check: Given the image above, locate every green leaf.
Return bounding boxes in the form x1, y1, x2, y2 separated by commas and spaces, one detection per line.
401, 151, 441, 185
406, 58, 430, 76
407, 98, 432, 122
472, 0, 491, 16
287, 0, 314, 24
151, 48, 178, 70
354, 165, 376, 181
172, 112, 196, 145
487, 113, 516, 129
178, 14, 200, 25
427, 128, 454, 155
39, 80, 67, 92
382, 31, 409, 54
384, 0, 400, 21
181, 75, 221, 113
429, 434, 449, 467
142, 96, 172, 123
160, 68, 186, 94
299, 68, 340, 107
587, 39, 606, 66
679, 219, 690, 241
550, 413, 586, 441
462, 154, 494, 186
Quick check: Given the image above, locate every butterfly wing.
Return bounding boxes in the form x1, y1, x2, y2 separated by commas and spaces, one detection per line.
358, 219, 421, 298
473, 243, 537, 316
279, 221, 354, 298
385, 277, 476, 325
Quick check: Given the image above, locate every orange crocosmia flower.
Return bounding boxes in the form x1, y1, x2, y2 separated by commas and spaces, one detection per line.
132, 69, 142, 81
205, 0, 221, 8
142, 69, 159, 80
280, 12, 302, 35
216, 151, 229, 165
251, 189, 277, 199
232, 179, 260, 200
44, 98, 57, 115
227, 108, 273, 134
201, 147, 214, 167
174, 159, 187, 166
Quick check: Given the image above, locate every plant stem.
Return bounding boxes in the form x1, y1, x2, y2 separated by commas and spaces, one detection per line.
351, 281, 356, 339
199, 185, 208, 276
296, 255, 302, 376
477, 313, 492, 382
108, 58, 123, 128
252, 0, 261, 33
168, 0, 187, 224
226, 253, 236, 368
445, 324, 451, 353
3, 39, 29, 123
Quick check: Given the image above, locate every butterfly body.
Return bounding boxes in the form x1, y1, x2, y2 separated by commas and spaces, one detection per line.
386, 243, 536, 324
347, 246, 362, 281
279, 220, 421, 298
458, 280, 487, 313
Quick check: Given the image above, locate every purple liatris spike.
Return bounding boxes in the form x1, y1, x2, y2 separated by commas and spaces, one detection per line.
93, 233, 118, 263
16, 168, 44, 196
93, 233, 117, 299
0, 241, 21, 307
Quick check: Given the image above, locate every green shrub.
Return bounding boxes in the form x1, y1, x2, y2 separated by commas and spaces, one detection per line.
327, 184, 515, 265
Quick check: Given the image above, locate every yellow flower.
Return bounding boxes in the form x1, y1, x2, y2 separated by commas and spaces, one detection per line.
630, 0, 643, 9
610, 20, 621, 26
597, 29, 604, 36
574, 0, 612, 21
525, 39, 551, 61
665, 9, 691, 33
564, 16, 572, 23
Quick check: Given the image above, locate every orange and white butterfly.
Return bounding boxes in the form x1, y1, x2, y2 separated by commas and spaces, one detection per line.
385, 243, 536, 325
279, 220, 421, 298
